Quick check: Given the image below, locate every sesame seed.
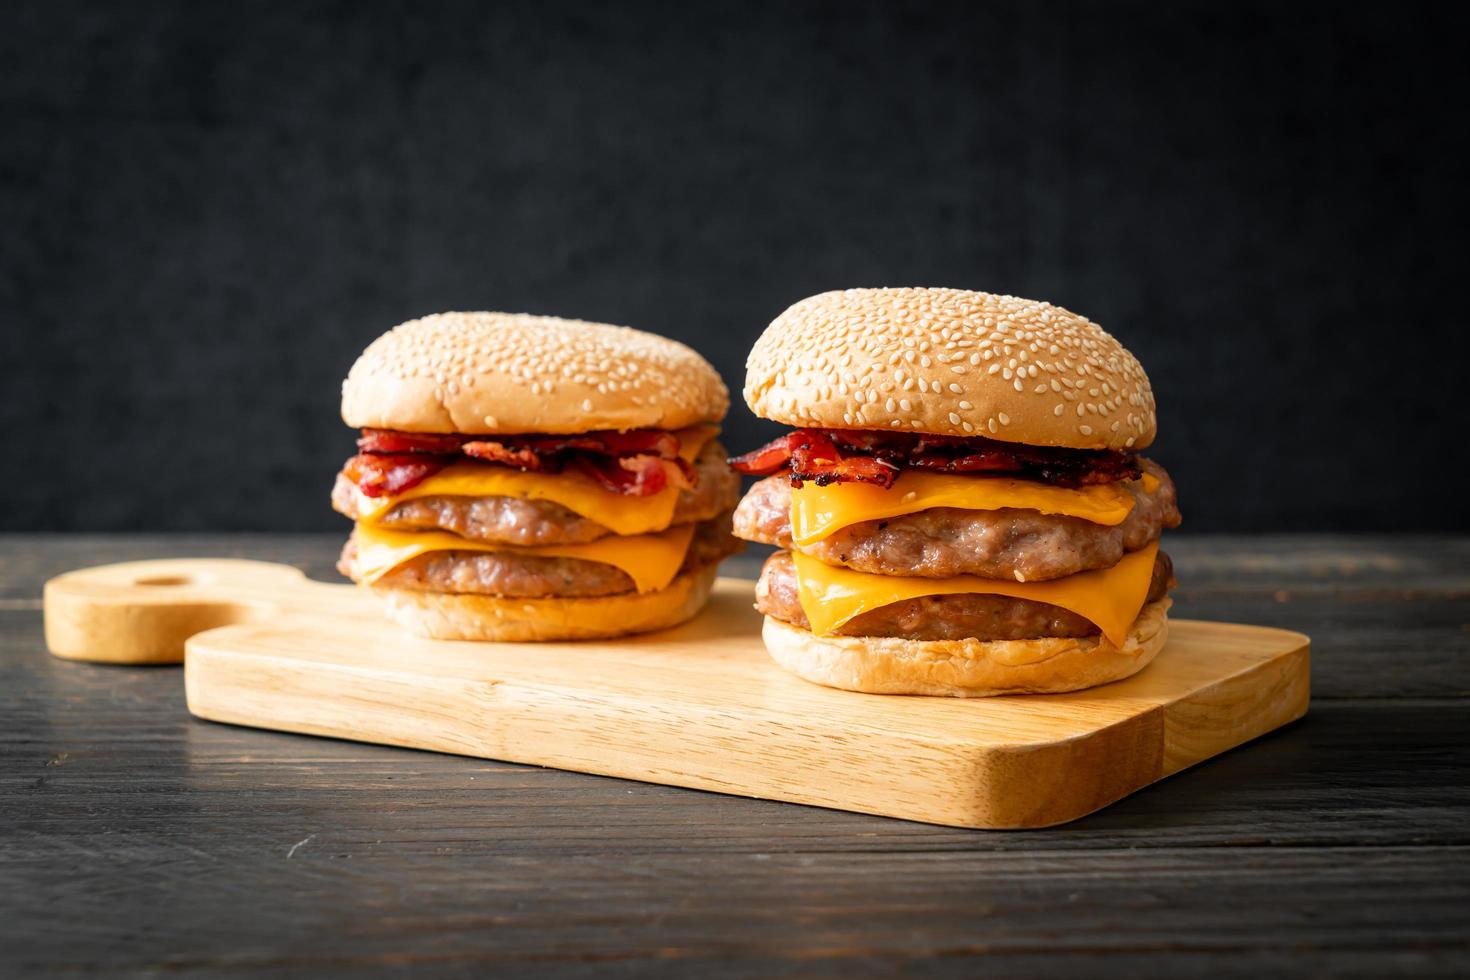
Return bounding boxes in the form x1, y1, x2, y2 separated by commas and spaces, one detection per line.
998, 412, 1010, 425
734, 287, 1153, 450
1080, 424, 1093, 435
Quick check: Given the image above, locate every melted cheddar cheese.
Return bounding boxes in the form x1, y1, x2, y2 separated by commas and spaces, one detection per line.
353, 425, 718, 537
793, 541, 1159, 646
790, 470, 1155, 547
352, 522, 696, 593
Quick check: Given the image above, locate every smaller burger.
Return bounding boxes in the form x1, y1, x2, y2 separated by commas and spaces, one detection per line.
333, 312, 741, 641
731, 288, 1181, 697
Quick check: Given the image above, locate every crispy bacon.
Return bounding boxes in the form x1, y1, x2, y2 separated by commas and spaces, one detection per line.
357, 429, 467, 455
730, 428, 1139, 488
357, 427, 684, 460
730, 431, 900, 488
726, 437, 797, 475
908, 451, 1022, 473
787, 430, 900, 488
460, 440, 545, 470
343, 453, 447, 497
574, 455, 669, 496
554, 429, 682, 459
344, 426, 703, 498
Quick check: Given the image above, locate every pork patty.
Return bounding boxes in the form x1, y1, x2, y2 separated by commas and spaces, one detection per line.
340, 512, 740, 598
756, 548, 1174, 642
333, 441, 740, 547
734, 457, 1179, 582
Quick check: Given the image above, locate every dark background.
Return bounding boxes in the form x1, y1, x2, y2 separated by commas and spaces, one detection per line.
3, 0, 1466, 532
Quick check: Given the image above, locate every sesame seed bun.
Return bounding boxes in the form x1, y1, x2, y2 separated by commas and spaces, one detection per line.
744, 288, 1156, 451
371, 564, 720, 642
761, 599, 1171, 697
343, 312, 729, 434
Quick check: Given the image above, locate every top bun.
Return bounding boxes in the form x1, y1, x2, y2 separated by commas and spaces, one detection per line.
342, 312, 729, 434
743, 288, 1156, 451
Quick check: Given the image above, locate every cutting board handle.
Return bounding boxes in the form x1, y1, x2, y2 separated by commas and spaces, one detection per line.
43, 559, 368, 665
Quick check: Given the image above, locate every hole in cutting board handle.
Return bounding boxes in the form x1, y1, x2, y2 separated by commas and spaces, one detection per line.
134, 575, 194, 587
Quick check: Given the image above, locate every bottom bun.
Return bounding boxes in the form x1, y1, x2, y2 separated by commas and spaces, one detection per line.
762, 599, 1172, 697
373, 564, 719, 642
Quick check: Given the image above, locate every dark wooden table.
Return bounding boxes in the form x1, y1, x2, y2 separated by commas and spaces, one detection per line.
3, 534, 1467, 977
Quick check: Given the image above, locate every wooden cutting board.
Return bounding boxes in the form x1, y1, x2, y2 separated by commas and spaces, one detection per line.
44, 558, 1310, 829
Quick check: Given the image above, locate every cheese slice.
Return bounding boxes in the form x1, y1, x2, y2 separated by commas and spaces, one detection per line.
790, 470, 1146, 547
793, 541, 1160, 646
352, 522, 697, 593
354, 425, 718, 538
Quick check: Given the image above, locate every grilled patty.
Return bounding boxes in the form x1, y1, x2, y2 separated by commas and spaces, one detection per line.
333, 441, 740, 547
755, 548, 1174, 642
734, 457, 1179, 582
340, 512, 739, 598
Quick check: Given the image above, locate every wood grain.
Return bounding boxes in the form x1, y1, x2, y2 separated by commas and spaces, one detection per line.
43, 558, 375, 663
4, 534, 1467, 977
42, 556, 1307, 828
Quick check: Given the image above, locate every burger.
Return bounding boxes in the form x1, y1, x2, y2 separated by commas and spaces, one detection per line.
730, 288, 1181, 696
333, 311, 741, 641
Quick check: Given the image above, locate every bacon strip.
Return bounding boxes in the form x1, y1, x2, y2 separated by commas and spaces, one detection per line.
730, 428, 1139, 488
343, 453, 448, 497
573, 455, 667, 496
730, 431, 899, 488
460, 440, 545, 470
358, 427, 684, 460
345, 426, 703, 498
357, 430, 466, 455
726, 438, 795, 475
908, 450, 1026, 473
787, 430, 899, 488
